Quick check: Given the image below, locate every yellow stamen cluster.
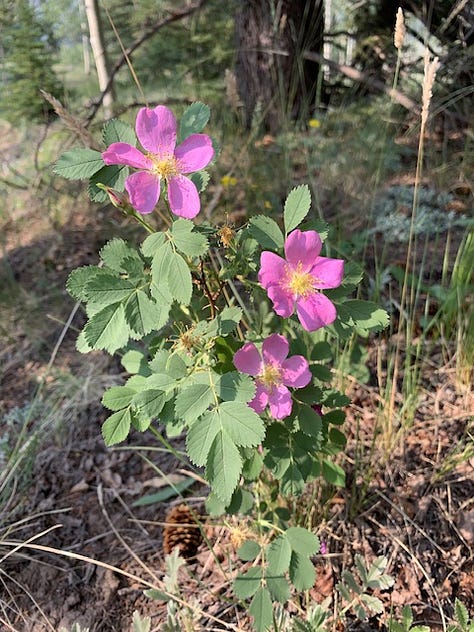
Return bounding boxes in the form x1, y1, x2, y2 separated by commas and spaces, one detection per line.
259, 363, 282, 389
284, 263, 316, 299
147, 153, 180, 179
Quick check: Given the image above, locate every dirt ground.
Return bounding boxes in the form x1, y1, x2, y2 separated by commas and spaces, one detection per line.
0, 192, 473, 631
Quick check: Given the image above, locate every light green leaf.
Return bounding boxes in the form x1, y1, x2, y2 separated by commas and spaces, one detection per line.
216, 402, 265, 447
337, 300, 390, 333
124, 290, 167, 336
206, 430, 242, 504
102, 385, 136, 411
455, 599, 469, 630
188, 170, 210, 193
217, 372, 256, 403
249, 587, 273, 632
132, 610, 150, 632
53, 148, 104, 180
360, 594, 384, 614
289, 552, 316, 591
267, 535, 292, 574
322, 459, 345, 486
102, 408, 132, 446
175, 383, 214, 423
186, 410, 221, 466
83, 303, 130, 352
76, 330, 93, 353
84, 273, 134, 307
132, 477, 195, 507
237, 540, 261, 562
248, 215, 284, 251
121, 349, 150, 376
88, 164, 128, 202
266, 574, 291, 603
179, 102, 211, 140
100, 238, 137, 272
214, 306, 243, 335
66, 266, 100, 301
234, 567, 262, 600
102, 118, 136, 147
284, 185, 311, 233
171, 218, 209, 257
285, 527, 319, 556
141, 232, 167, 258
167, 251, 193, 305
131, 389, 166, 428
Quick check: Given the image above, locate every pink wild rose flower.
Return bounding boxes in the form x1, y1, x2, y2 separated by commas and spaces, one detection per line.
102, 105, 214, 217
258, 229, 344, 331
233, 333, 311, 419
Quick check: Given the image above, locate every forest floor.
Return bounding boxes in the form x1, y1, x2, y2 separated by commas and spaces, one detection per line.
0, 126, 473, 632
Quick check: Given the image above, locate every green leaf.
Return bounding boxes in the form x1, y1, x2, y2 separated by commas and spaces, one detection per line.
455, 599, 469, 630
233, 567, 262, 600
280, 462, 305, 496
102, 118, 136, 147
323, 409, 345, 425
186, 410, 221, 466
132, 610, 150, 632
322, 459, 345, 486
131, 389, 166, 428
100, 238, 137, 272
83, 303, 130, 353
217, 372, 256, 403
267, 535, 292, 574
206, 430, 242, 504
175, 383, 214, 424
132, 477, 195, 507
166, 353, 188, 378
297, 405, 322, 437
289, 552, 316, 591
217, 402, 265, 447
102, 408, 132, 446
141, 232, 167, 258
284, 185, 311, 234
215, 306, 243, 335
89, 164, 129, 202
249, 587, 273, 632
360, 594, 384, 615
337, 300, 390, 334
53, 148, 104, 180
285, 527, 319, 556
238, 540, 261, 562
171, 218, 209, 257
121, 349, 151, 376
167, 251, 193, 305
84, 273, 134, 308
227, 487, 254, 515
102, 385, 136, 411
188, 170, 210, 193
124, 290, 167, 336
179, 102, 211, 140
66, 266, 100, 301
266, 574, 291, 603
248, 215, 284, 251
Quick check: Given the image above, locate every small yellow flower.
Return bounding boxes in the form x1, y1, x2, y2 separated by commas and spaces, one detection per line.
220, 175, 237, 188
308, 118, 321, 129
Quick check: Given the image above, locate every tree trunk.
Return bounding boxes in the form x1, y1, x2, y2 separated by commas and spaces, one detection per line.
235, 0, 324, 132
84, 0, 115, 119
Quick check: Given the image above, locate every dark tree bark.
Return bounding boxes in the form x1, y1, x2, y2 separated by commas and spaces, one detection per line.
235, 0, 325, 132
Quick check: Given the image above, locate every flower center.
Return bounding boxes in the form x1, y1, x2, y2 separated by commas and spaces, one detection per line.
259, 363, 282, 390
147, 153, 180, 180
283, 263, 316, 299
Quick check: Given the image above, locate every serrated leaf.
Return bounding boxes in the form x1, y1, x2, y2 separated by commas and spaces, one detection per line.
289, 552, 316, 591
175, 384, 214, 424
455, 599, 469, 629
124, 290, 166, 336
171, 219, 209, 257
249, 587, 273, 632
166, 353, 188, 378
100, 238, 137, 272
337, 300, 390, 333
102, 408, 132, 446
141, 232, 167, 258
206, 430, 242, 504
215, 306, 243, 335
280, 462, 305, 496
217, 372, 256, 403
102, 118, 136, 147
121, 349, 150, 376
102, 385, 136, 411
83, 303, 130, 352
234, 567, 262, 600
188, 170, 210, 193
76, 330, 93, 353
238, 540, 261, 562
84, 273, 134, 307
217, 402, 265, 447
284, 185, 311, 233
285, 527, 319, 556
131, 389, 166, 429
227, 487, 254, 515
186, 410, 221, 466
66, 266, 100, 301
132, 610, 150, 632
89, 164, 128, 202
322, 459, 345, 486
179, 102, 211, 140
167, 251, 193, 305
297, 405, 322, 437
248, 215, 284, 251
266, 574, 291, 603
53, 148, 104, 180
360, 594, 384, 614
267, 535, 292, 574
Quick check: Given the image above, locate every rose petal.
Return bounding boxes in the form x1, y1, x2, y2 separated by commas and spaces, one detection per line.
310, 257, 344, 289
268, 385, 293, 419
267, 285, 294, 318
167, 175, 200, 218
296, 292, 337, 331
285, 229, 322, 271
281, 356, 312, 388
102, 143, 152, 169
175, 134, 214, 173
258, 252, 287, 289
262, 334, 289, 365
125, 171, 160, 214
249, 383, 268, 414
136, 106, 177, 155
234, 342, 262, 376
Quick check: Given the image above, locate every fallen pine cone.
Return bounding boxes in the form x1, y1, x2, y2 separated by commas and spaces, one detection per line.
163, 504, 202, 559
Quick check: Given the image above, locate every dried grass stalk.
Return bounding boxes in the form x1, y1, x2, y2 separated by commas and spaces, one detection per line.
394, 7, 406, 50
40, 90, 97, 149
421, 51, 441, 127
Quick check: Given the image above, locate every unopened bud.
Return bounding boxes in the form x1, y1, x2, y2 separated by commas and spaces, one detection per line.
96, 183, 130, 210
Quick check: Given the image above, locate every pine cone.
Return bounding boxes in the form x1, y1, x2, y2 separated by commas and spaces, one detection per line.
163, 504, 202, 559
